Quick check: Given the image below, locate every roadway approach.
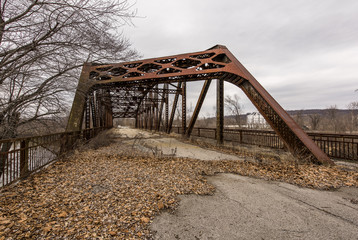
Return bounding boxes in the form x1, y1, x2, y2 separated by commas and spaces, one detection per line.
117, 127, 358, 240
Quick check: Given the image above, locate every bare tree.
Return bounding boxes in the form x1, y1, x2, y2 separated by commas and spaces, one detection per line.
326, 105, 339, 133
187, 101, 193, 120
224, 94, 243, 127
294, 110, 304, 128
0, 0, 138, 179
0, 0, 138, 139
347, 90, 358, 132
308, 114, 321, 131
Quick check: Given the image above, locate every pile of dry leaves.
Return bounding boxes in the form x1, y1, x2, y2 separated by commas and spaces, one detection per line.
0, 137, 357, 239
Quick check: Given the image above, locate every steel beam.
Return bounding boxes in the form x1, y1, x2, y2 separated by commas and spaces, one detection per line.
90, 93, 97, 128
221, 46, 333, 165
216, 79, 224, 144
66, 63, 93, 131
167, 82, 182, 133
150, 90, 154, 130
95, 94, 101, 127
157, 84, 165, 131
186, 80, 212, 137
68, 45, 333, 165
155, 85, 159, 130
165, 83, 169, 132
85, 98, 90, 129
182, 81, 187, 135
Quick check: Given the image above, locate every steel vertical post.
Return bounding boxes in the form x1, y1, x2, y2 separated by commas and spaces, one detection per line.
155, 85, 159, 130
90, 93, 97, 127
20, 140, 29, 178
167, 82, 182, 133
165, 83, 169, 132
149, 91, 153, 130
85, 98, 90, 129
157, 84, 165, 131
182, 81, 187, 135
216, 79, 224, 144
144, 98, 148, 129
96, 93, 101, 127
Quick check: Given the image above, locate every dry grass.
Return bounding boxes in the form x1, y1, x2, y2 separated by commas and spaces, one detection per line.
186, 136, 293, 164
80, 129, 117, 150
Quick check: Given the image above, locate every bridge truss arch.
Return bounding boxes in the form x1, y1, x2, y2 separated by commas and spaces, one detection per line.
66, 45, 333, 165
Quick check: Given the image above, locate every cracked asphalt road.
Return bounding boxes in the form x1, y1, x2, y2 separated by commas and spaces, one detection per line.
115, 127, 358, 239
151, 173, 358, 240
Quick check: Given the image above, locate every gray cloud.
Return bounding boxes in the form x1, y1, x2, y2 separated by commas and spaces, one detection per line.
124, 0, 358, 113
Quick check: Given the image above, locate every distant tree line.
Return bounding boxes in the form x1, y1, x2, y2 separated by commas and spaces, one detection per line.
193, 92, 358, 134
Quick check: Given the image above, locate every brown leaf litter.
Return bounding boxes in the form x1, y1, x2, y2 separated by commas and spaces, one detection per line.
0, 137, 357, 239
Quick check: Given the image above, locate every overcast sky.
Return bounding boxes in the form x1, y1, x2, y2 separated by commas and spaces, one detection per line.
123, 0, 358, 114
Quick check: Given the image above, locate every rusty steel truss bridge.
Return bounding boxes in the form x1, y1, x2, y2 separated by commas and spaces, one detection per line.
66, 45, 333, 165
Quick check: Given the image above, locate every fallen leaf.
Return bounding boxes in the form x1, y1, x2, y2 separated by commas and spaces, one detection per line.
140, 217, 150, 223
58, 211, 67, 218
42, 226, 51, 233
0, 220, 11, 225
20, 213, 27, 220
157, 201, 164, 210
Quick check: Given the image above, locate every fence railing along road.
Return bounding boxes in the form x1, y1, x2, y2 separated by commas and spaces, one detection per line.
1, 126, 357, 188
171, 127, 358, 162
0, 127, 107, 188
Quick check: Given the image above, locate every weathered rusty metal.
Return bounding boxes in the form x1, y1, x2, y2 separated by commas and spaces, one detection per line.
182, 81, 187, 135
167, 82, 182, 134
0, 127, 108, 188
20, 140, 29, 178
67, 45, 333, 165
175, 126, 358, 162
85, 97, 91, 129
165, 83, 169, 132
66, 63, 93, 131
157, 87, 165, 131
90, 93, 97, 128
186, 80, 212, 137
216, 79, 224, 144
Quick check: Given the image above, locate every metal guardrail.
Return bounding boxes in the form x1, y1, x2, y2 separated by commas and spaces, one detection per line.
171, 127, 358, 161
0, 127, 107, 188
309, 133, 358, 161
2, 125, 355, 188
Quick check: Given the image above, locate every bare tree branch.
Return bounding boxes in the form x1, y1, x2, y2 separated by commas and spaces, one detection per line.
0, 0, 139, 141
224, 94, 243, 127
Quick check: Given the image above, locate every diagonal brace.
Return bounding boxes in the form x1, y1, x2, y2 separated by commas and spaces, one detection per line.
186, 80, 212, 137
167, 82, 182, 133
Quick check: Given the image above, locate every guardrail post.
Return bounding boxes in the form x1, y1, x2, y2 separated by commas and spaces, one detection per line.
0, 142, 11, 179
20, 140, 29, 177
60, 133, 69, 154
